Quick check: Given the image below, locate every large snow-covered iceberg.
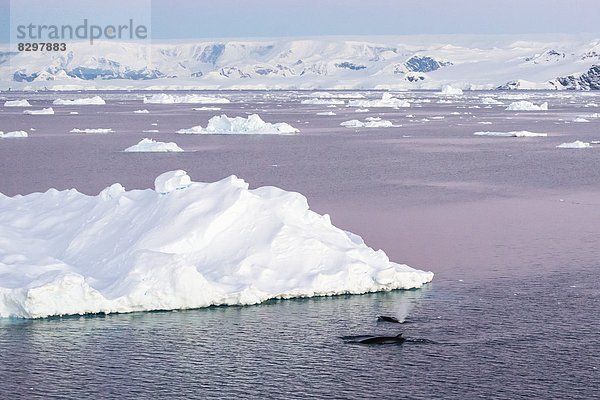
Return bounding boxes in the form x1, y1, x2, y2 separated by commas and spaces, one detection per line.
506, 101, 548, 111
53, 96, 106, 105
348, 93, 410, 108
4, 100, 31, 107
123, 138, 184, 152
176, 114, 299, 135
439, 85, 463, 96
0, 130, 28, 138
0, 170, 433, 318
143, 94, 230, 104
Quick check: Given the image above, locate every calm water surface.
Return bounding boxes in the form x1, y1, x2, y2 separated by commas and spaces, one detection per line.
0, 90, 599, 398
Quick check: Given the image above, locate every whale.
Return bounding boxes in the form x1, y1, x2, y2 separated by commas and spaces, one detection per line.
359, 333, 405, 345
377, 315, 401, 323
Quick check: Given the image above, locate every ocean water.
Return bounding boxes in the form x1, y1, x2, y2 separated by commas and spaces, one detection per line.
1, 90, 599, 398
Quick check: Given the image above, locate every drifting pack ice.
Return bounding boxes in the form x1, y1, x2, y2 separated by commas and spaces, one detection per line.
0, 171, 433, 318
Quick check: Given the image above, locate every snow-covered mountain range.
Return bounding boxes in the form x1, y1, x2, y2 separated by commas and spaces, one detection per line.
1, 34, 599, 90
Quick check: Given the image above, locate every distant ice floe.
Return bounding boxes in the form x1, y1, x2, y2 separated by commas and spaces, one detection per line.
348, 93, 410, 108
143, 94, 230, 104
573, 118, 589, 123
306, 91, 365, 99
133, 109, 150, 114
474, 131, 547, 137
556, 141, 591, 148
480, 97, 503, 105
354, 108, 370, 113
193, 107, 222, 111
0, 130, 28, 138
70, 128, 113, 134
4, 100, 31, 107
0, 170, 433, 318
340, 117, 398, 128
176, 114, 298, 135
53, 96, 106, 105
439, 85, 463, 96
316, 111, 336, 116
301, 98, 345, 105
23, 108, 54, 115
123, 138, 184, 152
506, 101, 548, 111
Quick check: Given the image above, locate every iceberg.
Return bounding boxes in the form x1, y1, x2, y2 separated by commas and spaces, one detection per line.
133, 109, 150, 114
4, 100, 31, 107
439, 85, 463, 95
143, 94, 230, 104
0, 130, 28, 138
556, 140, 591, 148
70, 128, 113, 134
176, 114, 299, 135
506, 101, 548, 111
340, 118, 397, 128
0, 171, 433, 318
473, 131, 547, 137
53, 96, 106, 105
123, 138, 184, 152
23, 108, 54, 115
348, 93, 410, 108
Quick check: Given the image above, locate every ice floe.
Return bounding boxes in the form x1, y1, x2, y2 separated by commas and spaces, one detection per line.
23, 108, 54, 115
133, 109, 150, 114
176, 114, 298, 135
506, 101, 548, 111
0, 130, 28, 138
348, 93, 410, 108
143, 94, 230, 104
300, 98, 345, 105
0, 170, 433, 318
4, 100, 31, 107
123, 138, 184, 152
316, 111, 336, 115
70, 128, 113, 134
473, 131, 547, 137
439, 85, 463, 95
556, 141, 591, 148
340, 118, 397, 128
53, 96, 106, 105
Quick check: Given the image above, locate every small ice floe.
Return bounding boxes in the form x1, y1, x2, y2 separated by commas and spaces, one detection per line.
316, 111, 336, 116
70, 128, 113, 134
142, 130, 160, 133
506, 101, 548, 111
4, 99, 31, 107
478, 121, 493, 125
133, 109, 150, 114
69, 111, 79, 115
143, 94, 230, 104
480, 97, 503, 105
23, 108, 54, 115
0, 130, 28, 138
474, 131, 547, 137
193, 107, 222, 111
53, 96, 106, 105
556, 141, 592, 149
176, 114, 298, 135
306, 91, 365, 99
123, 138, 184, 152
573, 118, 589, 123
355, 108, 370, 113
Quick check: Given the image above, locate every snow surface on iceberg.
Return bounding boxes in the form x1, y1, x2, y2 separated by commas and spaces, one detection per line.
348, 93, 410, 108
4, 100, 31, 107
506, 101, 548, 111
123, 138, 184, 152
176, 114, 298, 135
143, 94, 230, 104
53, 96, 106, 105
0, 170, 433, 318
0, 130, 28, 138
473, 131, 547, 137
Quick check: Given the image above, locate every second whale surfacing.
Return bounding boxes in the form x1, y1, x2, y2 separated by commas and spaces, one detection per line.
359, 333, 406, 345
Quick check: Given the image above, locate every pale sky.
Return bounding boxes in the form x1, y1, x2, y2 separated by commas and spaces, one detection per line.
2, 0, 600, 42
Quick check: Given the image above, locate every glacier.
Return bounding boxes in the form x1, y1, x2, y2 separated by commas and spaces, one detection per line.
0, 171, 433, 318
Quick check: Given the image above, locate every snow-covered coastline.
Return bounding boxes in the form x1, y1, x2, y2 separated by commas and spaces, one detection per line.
0, 170, 433, 319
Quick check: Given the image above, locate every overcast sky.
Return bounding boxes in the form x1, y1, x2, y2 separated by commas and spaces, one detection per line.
2, 0, 600, 42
